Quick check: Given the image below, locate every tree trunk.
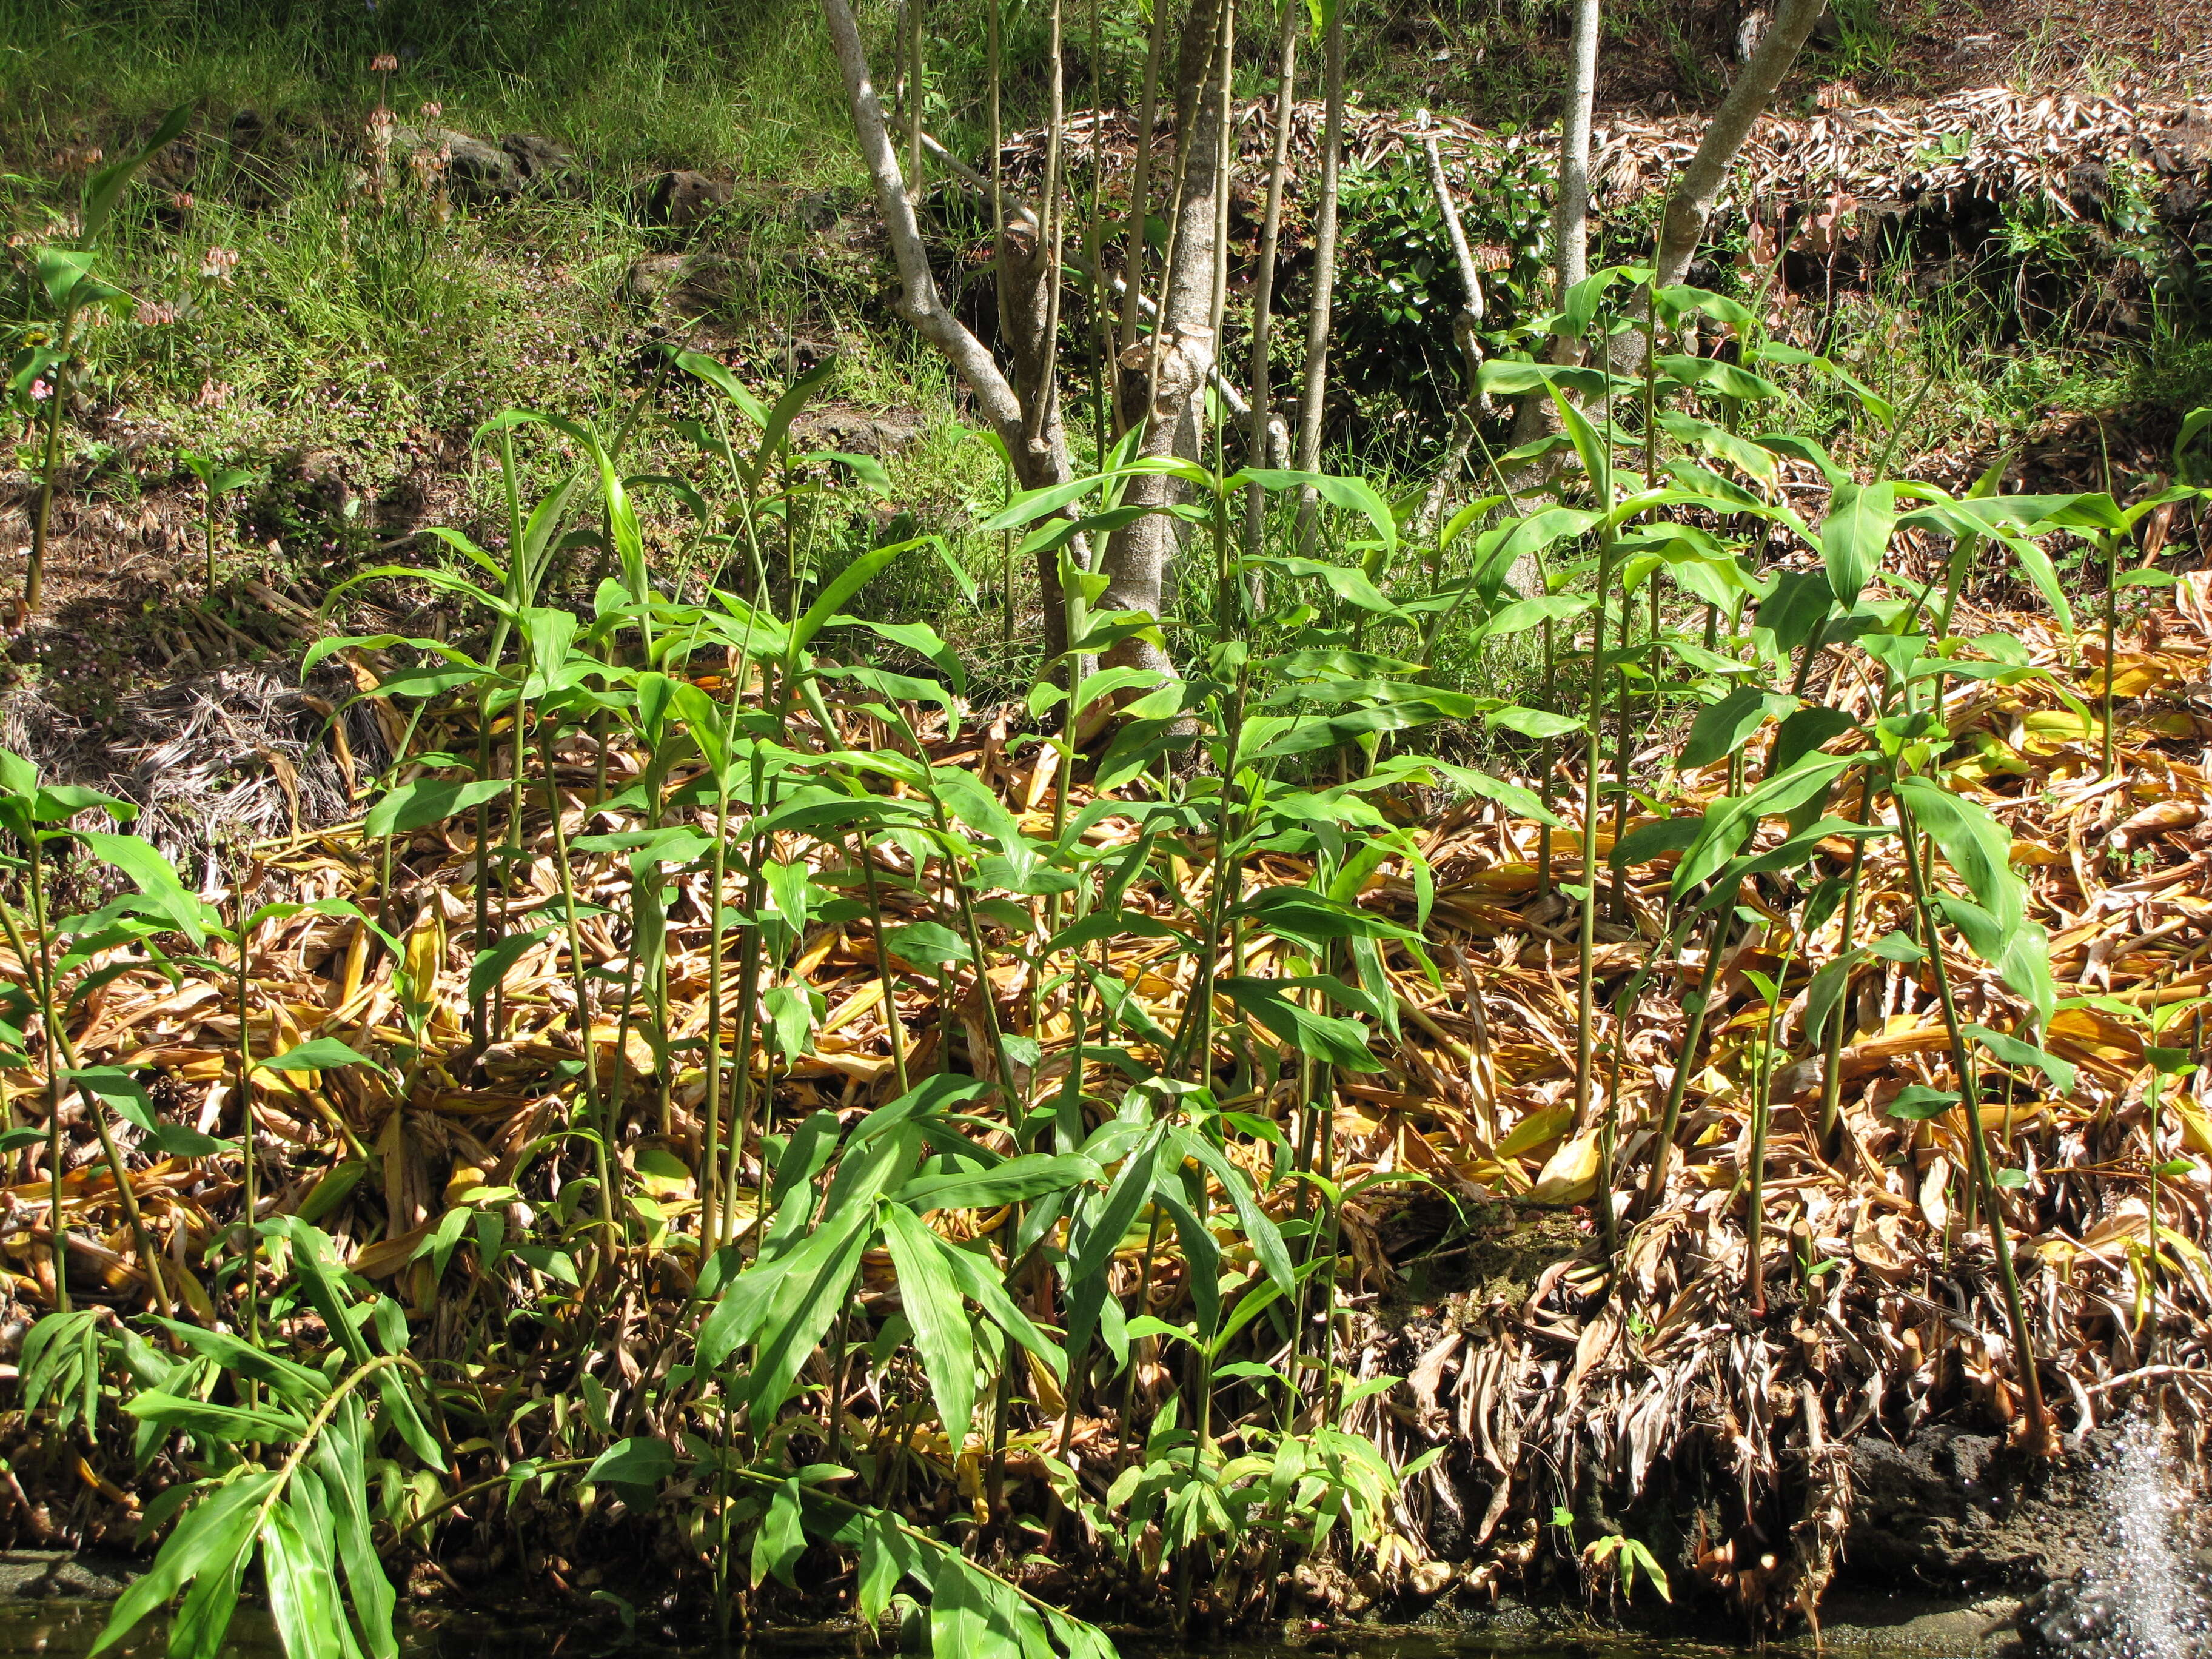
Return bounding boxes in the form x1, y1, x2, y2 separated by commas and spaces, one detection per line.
1114, 0, 1175, 435
1415, 109, 1489, 533
820, 0, 1079, 662
1552, 0, 1601, 307
1241, 2, 1299, 562
1610, 0, 1823, 370
1098, 0, 1227, 677
1291, 0, 1346, 551
1505, 0, 1601, 458
1654, 0, 1822, 289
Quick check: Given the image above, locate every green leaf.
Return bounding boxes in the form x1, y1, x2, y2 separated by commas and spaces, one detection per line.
882, 920, 971, 968
927, 1232, 1064, 1379
1609, 816, 1703, 871
1886, 1085, 1960, 1121
467, 924, 562, 1005
1239, 470, 1397, 563
1175, 1127, 1294, 1299
148, 1319, 330, 1401
77, 831, 204, 945
1820, 481, 1898, 609
893, 1154, 1099, 1212
751, 1478, 808, 1589
313, 1396, 397, 1659
260, 1496, 345, 1659
255, 1037, 388, 1078
365, 777, 511, 839
746, 1204, 876, 1423
1896, 776, 2022, 936
1222, 977, 1379, 1071
1472, 594, 1593, 642
1657, 355, 1779, 401
585, 1436, 675, 1491
792, 538, 933, 657
1755, 569, 1837, 659
880, 1204, 976, 1447
1681, 688, 1794, 771
93, 1473, 279, 1657
857, 1510, 921, 1624
1671, 753, 1852, 897
83, 104, 193, 242
1962, 1023, 2076, 1094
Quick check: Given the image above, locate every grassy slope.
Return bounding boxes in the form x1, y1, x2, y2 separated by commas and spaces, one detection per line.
0, 0, 2204, 726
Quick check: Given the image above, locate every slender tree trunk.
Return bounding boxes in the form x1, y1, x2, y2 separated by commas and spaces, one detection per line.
905, 0, 925, 199
1242, 2, 1300, 561
1415, 110, 1489, 532
1024, 0, 1068, 457
820, 0, 1080, 660
1614, 0, 1823, 367
1097, 0, 1229, 676
1114, 0, 1175, 435
1504, 0, 1599, 469
1292, 0, 1346, 551
1553, 0, 1601, 312
1655, 0, 1821, 288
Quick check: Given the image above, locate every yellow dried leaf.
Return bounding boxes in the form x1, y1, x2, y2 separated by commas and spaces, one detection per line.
1494, 1105, 1573, 1163
1530, 1130, 1600, 1205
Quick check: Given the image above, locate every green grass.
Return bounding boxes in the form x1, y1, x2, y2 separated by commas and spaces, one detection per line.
1, 0, 2204, 719
0, 0, 854, 178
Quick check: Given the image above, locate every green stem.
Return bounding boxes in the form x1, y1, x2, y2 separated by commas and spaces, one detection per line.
25, 296, 81, 614
1893, 776, 2051, 1450
542, 732, 618, 1273
1641, 903, 1728, 1213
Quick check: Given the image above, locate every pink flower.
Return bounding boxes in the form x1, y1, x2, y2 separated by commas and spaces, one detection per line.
418, 100, 442, 121
199, 246, 240, 282
28, 380, 50, 402
136, 301, 179, 327
370, 53, 398, 72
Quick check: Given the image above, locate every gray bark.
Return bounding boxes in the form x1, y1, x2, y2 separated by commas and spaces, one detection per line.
1503, 0, 1601, 471
1552, 0, 1601, 306
1607, 0, 1823, 374
1241, 2, 1299, 563
1098, 0, 1227, 677
1290, 0, 1346, 551
820, 0, 1078, 660
1654, 0, 1824, 289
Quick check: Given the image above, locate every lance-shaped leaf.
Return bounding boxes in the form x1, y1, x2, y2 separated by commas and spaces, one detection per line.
1895, 776, 2022, 936
1223, 977, 1381, 1071
1820, 481, 1897, 609
880, 1202, 976, 1446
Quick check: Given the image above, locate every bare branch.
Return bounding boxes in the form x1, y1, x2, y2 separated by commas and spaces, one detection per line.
819, 0, 1022, 440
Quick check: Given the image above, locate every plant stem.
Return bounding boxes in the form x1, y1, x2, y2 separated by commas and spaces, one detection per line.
25, 296, 81, 615
1643, 903, 1729, 1212
1894, 778, 2052, 1451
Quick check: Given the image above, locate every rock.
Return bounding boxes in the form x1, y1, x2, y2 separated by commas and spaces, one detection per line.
642, 170, 734, 229
0, 1550, 138, 1601
2067, 161, 2112, 219
2152, 108, 2212, 175
1842, 1424, 2110, 1590
620, 252, 749, 316
387, 127, 578, 204
499, 133, 581, 194
1946, 33, 2011, 81
2016, 1573, 2132, 1659
793, 407, 924, 459
390, 125, 519, 201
